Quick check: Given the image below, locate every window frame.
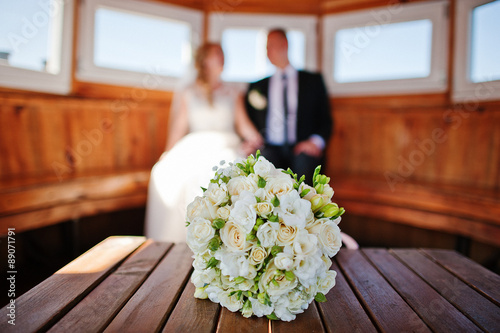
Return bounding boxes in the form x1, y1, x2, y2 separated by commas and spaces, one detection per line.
77, 0, 203, 90
208, 12, 318, 83
453, 0, 500, 102
0, 0, 74, 95
322, 0, 449, 97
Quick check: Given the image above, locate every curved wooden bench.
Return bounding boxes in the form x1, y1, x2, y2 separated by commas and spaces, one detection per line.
331, 175, 500, 248
0, 170, 150, 235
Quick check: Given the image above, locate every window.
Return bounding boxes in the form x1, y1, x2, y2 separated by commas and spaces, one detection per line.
77, 0, 202, 90
453, 0, 500, 102
322, 0, 448, 96
208, 13, 316, 83
0, 0, 74, 94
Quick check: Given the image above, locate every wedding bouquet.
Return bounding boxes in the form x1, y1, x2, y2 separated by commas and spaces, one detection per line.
185, 151, 345, 321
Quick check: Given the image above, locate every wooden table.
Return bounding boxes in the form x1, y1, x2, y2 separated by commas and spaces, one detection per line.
2, 236, 499, 332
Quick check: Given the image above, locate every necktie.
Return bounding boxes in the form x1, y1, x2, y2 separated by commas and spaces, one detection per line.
282, 73, 288, 148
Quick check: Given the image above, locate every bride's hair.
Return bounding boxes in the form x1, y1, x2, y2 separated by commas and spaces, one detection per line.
194, 43, 224, 105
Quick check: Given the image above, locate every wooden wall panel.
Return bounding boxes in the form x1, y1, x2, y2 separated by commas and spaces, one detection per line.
327, 99, 500, 190
0, 93, 171, 182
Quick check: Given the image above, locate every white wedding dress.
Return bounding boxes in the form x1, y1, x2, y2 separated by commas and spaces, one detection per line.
144, 83, 243, 243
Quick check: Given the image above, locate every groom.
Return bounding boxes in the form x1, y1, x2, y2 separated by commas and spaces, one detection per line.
244, 28, 332, 182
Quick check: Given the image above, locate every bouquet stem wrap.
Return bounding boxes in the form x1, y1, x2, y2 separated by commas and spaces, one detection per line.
186, 152, 345, 321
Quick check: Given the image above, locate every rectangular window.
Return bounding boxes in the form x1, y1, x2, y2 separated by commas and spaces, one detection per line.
77, 0, 202, 89
0, 0, 73, 94
470, 1, 500, 83
334, 19, 432, 83
454, 0, 500, 101
322, 0, 448, 96
209, 13, 316, 83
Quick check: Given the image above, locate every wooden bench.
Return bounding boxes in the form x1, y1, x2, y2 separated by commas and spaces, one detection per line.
1, 236, 499, 332
0, 170, 150, 235
331, 175, 500, 248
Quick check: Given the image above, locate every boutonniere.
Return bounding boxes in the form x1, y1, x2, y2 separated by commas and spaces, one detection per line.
248, 89, 267, 110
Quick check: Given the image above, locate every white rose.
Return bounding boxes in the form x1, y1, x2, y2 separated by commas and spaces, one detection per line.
293, 252, 324, 288
249, 297, 273, 317
229, 191, 257, 234
274, 252, 295, 271
275, 190, 311, 228
190, 268, 217, 287
186, 217, 215, 253
249, 246, 267, 266
216, 249, 251, 278
220, 221, 251, 253
276, 223, 298, 246
220, 291, 244, 312
192, 250, 213, 271
273, 296, 296, 322
254, 157, 275, 178
205, 182, 228, 206
258, 261, 297, 300
317, 270, 337, 294
186, 196, 218, 222
286, 289, 309, 315
255, 202, 273, 218
265, 174, 295, 199
309, 220, 342, 257
217, 206, 231, 220
256, 222, 279, 248
287, 229, 318, 257
205, 285, 222, 304
227, 175, 258, 198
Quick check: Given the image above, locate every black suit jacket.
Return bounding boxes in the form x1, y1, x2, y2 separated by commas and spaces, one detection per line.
245, 70, 332, 146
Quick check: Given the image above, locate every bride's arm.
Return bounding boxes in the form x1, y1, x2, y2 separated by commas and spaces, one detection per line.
164, 91, 189, 153
234, 93, 263, 154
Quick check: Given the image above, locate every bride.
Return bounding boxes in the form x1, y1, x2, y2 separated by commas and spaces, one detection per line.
144, 43, 263, 243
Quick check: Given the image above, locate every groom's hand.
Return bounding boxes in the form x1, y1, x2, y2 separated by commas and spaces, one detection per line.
294, 139, 322, 157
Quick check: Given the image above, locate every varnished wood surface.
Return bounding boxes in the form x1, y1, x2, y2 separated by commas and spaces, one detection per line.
1, 236, 499, 332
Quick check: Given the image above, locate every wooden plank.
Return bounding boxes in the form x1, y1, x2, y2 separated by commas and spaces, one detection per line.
363, 248, 481, 332
337, 199, 500, 247
104, 242, 193, 333
392, 249, 500, 332
0, 236, 146, 333
272, 302, 325, 333
215, 307, 269, 333
0, 192, 147, 234
317, 261, 377, 333
336, 249, 431, 332
0, 171, 150, 215
164, 282, 221, 333
422, 249, 500, 305
47, 240, 171, 333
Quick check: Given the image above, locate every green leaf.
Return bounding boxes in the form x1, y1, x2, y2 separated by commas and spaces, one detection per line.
201, 186, 207, 192
268, 214, 279, 222
206, 257, 220, 269
315, 292, 327, 303
267, 313, 279, 320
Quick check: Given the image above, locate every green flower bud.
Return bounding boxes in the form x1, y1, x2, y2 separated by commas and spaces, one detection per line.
315, 292, 327, 302
310, 195, 325, 211
258, 176, 266, 188
212, 218, 225, 230
271, 245, 282, 256
271, 195, 280, 207
246, 233, 256, 241
256, 218, 264, 227
234, 276, 246, 284
320, 203, 339, 217
208, 236, 221, 251
258, 292, 266, 304
315, 183, 324, 194
284, 271, 295, 281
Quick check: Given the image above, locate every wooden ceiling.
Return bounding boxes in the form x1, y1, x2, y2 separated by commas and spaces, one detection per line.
152, 0, 421, 14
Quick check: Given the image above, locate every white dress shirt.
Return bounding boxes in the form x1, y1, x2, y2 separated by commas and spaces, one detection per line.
266, 65, 298, 145
266, 65, 325, 150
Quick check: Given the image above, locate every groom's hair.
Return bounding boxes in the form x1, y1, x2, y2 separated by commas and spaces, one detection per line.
268, 28, 288, 41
